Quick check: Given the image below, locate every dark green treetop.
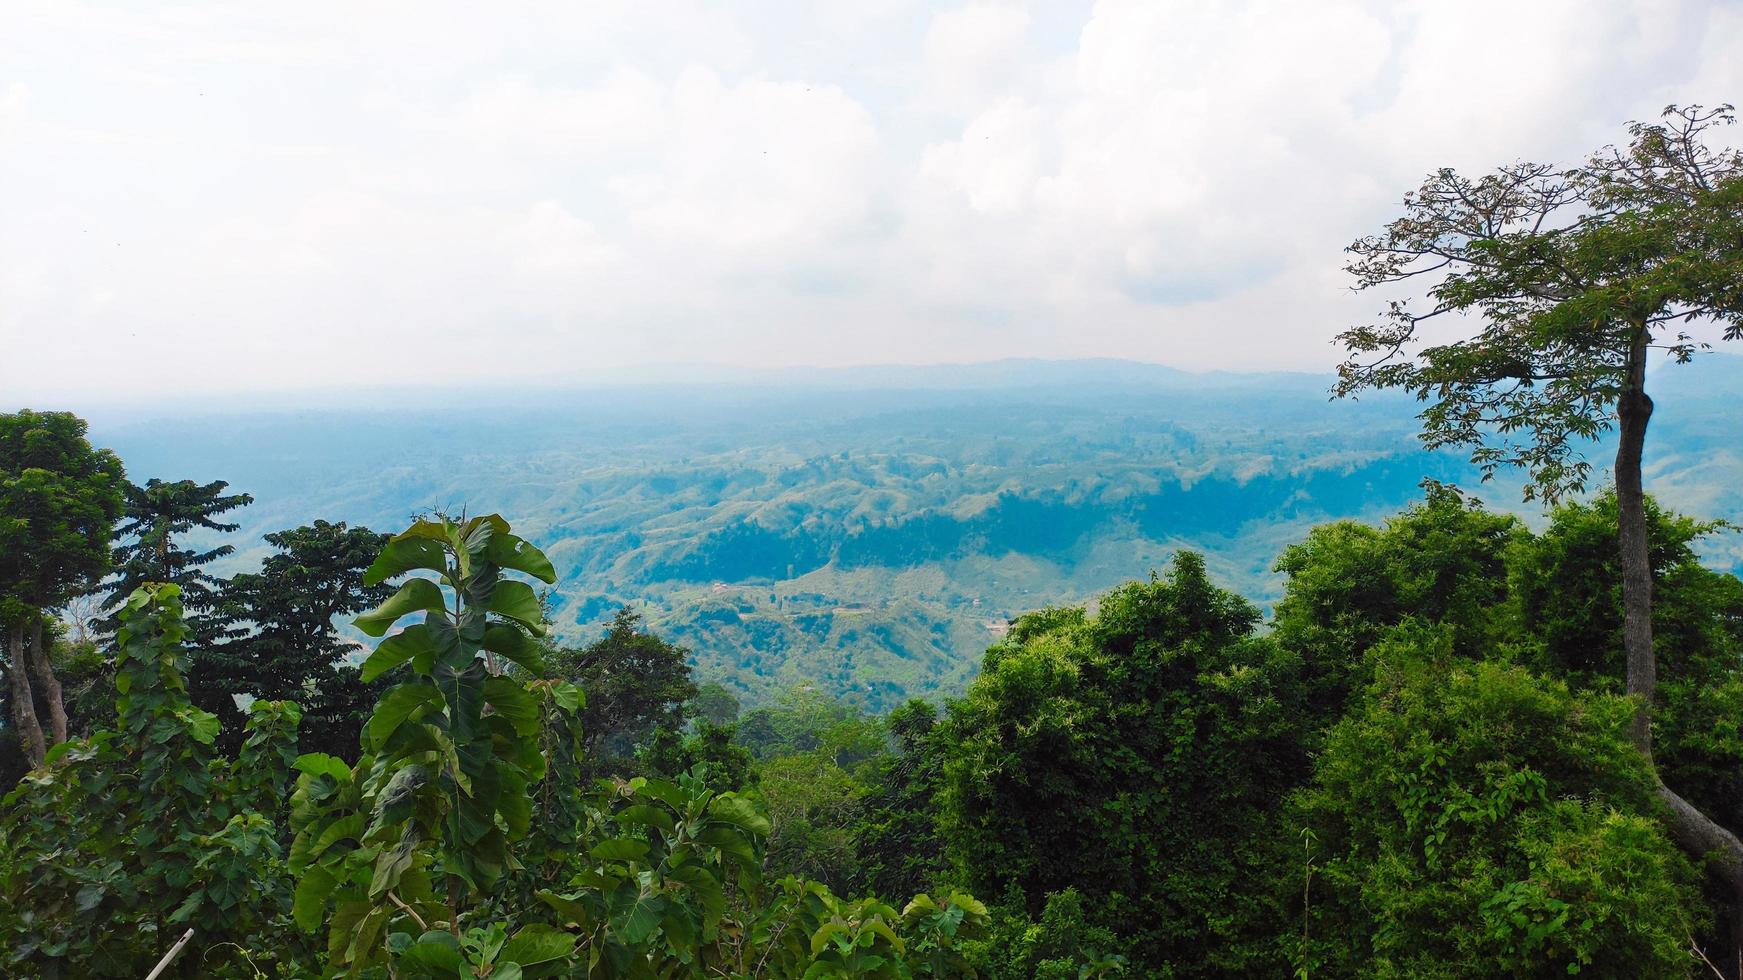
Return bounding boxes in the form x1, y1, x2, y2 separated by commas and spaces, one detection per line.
102, 477, 253, 642
856, 699, 949, 902
220, 520, 393, 756
0, 410, 127, 621
550, 607, 698, 774
0, 409, 127, 765
937, 551, 1303, 975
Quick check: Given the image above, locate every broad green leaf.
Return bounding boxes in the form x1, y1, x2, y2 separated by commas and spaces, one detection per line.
950, 892, 989, 917
537, 889, 596, 929
167, 892, 202, 923
293, 865, 338, 932
666, 862, 725, 937
360, 623, 441, 682
500, 924, 576, 967
455, 773, 501, 845
370, 835, 420, 898
590, 838, 651, 861
488, 580, 545, 634
344, 905, 391, 967
549, 679, 583, 712
695, 826, 756, 865
248, 698, 301, 725
810, 921, 850, 957
637, 778, 689, 813
307, 812, 366, 863
498, 730, 546, 777
616, 804, 675, 833
355, 578, 447, 637
373, 765, 440, 836
325, 899, 371, 964
397, 931, 465, 973
499, 782, 532, 839
484, 532, 557, 584
294, 752, 353, 782
363, 536, 449, 586
663, 907, 697, 952
617, 893, 668, 945
483, 676, 540, 737
866, 917, 904, 953
184, 706, 221, 745
483, 625, 547, 676
366, 683, 442, 749
395, 518, 455, 543
464, 514, 510, 552
707, 795, 772, 836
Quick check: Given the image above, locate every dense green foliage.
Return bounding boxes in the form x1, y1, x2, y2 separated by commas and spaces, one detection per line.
0, 409, 127, 768
901, 490, 1738, 976
290, 512, 563, 970
1296, 636, 1699, 977
854, 701, 948, 903
938, 553, 1302, 975
1, 584, 307, 977
0, 412, 126, 622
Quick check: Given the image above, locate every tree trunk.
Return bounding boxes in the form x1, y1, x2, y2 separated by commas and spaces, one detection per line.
26, 617, 68, 747
1615, 328, 1657, 755
5, 622, 47, 767
1617, 324, 1743, 975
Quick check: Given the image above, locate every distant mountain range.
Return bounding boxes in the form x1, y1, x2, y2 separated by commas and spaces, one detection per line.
82, 354, 1743, 710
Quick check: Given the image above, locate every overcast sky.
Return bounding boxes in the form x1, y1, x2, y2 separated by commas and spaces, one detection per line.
4, 1, 1740, 401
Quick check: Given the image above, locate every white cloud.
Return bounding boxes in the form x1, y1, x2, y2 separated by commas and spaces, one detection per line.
624, 69, 887, 255
1, 0, 1738, 401
452, 70, 668, 157
922, 3, 1032, 116
0, 82, 30, 147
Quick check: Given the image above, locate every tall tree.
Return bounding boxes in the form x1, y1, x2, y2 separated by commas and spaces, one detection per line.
218, 520, 392, 756
102, 477, 252, 646
692, 680, 741, 727
0, 410, 126, 766
550, 606, 698, 774
936, 553, 1305, 975
856, 699, 950, 901
1335, 104, 1743, 956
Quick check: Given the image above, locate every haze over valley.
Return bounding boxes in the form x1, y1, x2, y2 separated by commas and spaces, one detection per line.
88, 354, 1743, 708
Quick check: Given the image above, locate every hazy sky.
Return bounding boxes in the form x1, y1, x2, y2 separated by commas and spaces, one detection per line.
4, 1, 1741, 400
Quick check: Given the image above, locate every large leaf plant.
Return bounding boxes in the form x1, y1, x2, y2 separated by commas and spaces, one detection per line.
289, 513, 560, 975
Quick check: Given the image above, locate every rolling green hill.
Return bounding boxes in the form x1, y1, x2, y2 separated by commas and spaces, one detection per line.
86, 356, 1743, 709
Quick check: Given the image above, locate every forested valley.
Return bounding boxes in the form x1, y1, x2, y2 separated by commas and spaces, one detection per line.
4, 106, 1743, 980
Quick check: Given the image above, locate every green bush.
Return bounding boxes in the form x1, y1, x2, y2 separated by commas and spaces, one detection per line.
1292, 628, 1701, 978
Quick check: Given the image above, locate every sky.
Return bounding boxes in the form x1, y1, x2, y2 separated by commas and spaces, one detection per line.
4, 0, 1741, 401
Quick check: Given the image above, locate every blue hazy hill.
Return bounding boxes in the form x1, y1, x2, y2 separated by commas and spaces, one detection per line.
83, 355, 1743, 709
